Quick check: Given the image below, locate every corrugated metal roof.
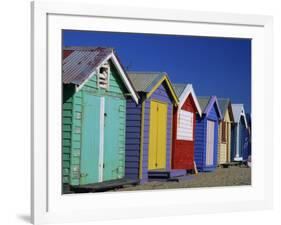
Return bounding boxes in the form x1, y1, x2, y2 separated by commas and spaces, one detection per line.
62, 47, 113, 85
198, 96, 211, 112
218, 98, 230, 117
172, 83, 187, 98
127, 72, 165, 92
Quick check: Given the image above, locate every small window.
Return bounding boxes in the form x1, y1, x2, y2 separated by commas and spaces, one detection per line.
98, 63, 110, 89
177, 110, 193, 140
221, 121, 227, 143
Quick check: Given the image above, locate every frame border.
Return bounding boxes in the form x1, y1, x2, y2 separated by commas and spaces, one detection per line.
31, 1, 273, 224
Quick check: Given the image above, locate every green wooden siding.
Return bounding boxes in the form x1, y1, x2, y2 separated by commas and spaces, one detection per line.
62, 84, 75, 184
63, 60, 128, 187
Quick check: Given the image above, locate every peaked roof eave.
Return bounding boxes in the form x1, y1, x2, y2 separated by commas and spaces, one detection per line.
232, 104, 248, 128
177, 84, 202, 116
146, 75, 179, 105
63, 47, 139, 104
201, 96, 223, 119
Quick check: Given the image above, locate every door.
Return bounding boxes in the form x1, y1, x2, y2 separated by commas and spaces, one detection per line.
226, 122, 230, 162
239, 119, 246, 159
148, 100, 167, 170
103, 96, 125, 181
80, 93, 101, 185
206, 120, 215, 166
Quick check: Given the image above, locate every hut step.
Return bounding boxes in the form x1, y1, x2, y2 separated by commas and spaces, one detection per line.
148, 169, 186, 179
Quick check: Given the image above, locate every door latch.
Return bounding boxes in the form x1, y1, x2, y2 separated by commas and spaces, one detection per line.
80, 173, 88, 177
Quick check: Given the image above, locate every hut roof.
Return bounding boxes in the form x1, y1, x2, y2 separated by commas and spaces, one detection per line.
198, 96, 222, 119
173, 83, 186, 98
62, 46, 139, 103
127, 72, 165, 92
218, 98, 234, 121
231, 104, 248, 127
63, 47, 113, 85
127, 72, 179, 104
173, 83, 202, 116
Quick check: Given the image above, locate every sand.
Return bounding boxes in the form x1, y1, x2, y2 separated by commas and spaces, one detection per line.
114, 166, 251, 192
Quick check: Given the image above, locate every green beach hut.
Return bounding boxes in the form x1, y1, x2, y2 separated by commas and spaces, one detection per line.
62, 47, 139, 189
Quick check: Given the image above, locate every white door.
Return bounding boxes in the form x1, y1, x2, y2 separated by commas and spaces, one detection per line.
206, 120, 215, 166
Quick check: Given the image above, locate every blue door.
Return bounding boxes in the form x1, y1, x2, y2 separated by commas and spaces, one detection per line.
80, 93, 101, 185
103, 96, 125, 181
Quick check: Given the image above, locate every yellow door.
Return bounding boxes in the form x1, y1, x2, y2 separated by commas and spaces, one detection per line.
148, 100, 167, 170
157, 102, 167, 169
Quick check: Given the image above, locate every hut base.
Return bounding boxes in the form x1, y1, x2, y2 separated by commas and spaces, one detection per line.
148, 169, 186, 179
70, 178, 139, 193
234, 156, 243, 161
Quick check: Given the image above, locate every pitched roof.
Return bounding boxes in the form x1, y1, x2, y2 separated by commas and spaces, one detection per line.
198, 96, 222, 119
62, 46, 139, 103
127, 72, 179, 104
127, 72, 165, 92
218, 98, 229, 116
198, 96, 212, 113
217, 98, 234, 121
173, 83, 202, 116
231, 104, 248, 127
63, 47, 113, 85
173, 83, 186, 98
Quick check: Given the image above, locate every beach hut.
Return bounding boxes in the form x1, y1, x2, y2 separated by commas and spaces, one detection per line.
231, 104, 248, 161
62, 47, 139, 188
171, 84, 202, 170
125, 72, 179, 182
217, 98, 234, 165
194, 96, 222, 172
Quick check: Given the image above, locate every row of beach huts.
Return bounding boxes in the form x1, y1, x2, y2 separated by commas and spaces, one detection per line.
62, 47, 251, 191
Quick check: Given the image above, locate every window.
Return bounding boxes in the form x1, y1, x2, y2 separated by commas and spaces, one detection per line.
177, 110, 193, 140
98, 63, 110, 89
221, 121, 226, 143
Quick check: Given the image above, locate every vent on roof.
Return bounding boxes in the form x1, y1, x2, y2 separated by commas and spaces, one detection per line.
98, 63, 110, 89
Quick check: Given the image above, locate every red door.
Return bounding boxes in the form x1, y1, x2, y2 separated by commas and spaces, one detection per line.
172, 95, 196, 170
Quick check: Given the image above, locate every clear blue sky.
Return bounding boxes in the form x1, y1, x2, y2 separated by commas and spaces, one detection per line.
63, 30, 251, 113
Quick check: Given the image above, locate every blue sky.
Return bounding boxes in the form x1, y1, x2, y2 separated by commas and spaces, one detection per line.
63, 30, 251, 113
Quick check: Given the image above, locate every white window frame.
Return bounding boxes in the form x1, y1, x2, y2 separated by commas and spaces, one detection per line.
97, 63, 110, 90
177, 109, 194, 141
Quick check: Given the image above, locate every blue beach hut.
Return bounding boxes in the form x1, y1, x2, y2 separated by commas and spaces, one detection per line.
195, 96, 222, 172
231, 104, 248, 161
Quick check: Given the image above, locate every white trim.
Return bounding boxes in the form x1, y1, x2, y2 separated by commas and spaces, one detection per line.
75, 53, 139, 104
232, 104, 248, 128
241, 107, 248, 128
76, 54, 112, 92
98, 97, 105, 182
111, 53, 139, 103
178, 84, 202, 117
235, 121, 240, 159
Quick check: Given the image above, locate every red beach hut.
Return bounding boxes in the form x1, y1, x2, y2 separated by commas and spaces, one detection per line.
172, 84, 202, 170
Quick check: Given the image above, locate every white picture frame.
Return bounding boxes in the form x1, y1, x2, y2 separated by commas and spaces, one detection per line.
31, 1, 273, 224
